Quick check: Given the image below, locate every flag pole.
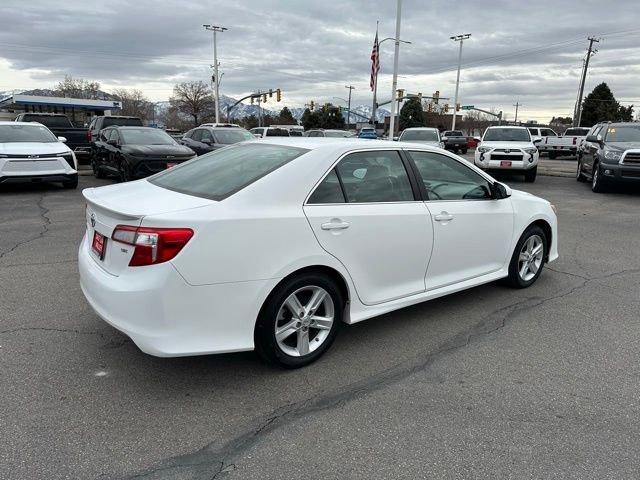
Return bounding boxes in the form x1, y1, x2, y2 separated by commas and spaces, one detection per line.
371, 21, 379, 125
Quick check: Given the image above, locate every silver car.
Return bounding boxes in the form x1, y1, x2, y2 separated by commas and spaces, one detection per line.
398, 127, 444, 149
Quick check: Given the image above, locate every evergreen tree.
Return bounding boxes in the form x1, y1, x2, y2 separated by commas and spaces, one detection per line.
301, 108, 320, 130
399, 98, 425, 131
581, 82, 634, 127
278, 106, 296, 125
317, 104, 345, 129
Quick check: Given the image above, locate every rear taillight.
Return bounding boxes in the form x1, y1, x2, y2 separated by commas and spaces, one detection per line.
87, 130, 92, 142
573, 137, 577, 145
112, 225, 194, 267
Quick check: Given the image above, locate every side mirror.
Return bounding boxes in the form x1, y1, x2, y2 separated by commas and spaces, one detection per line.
202, 138, 212, 145
493, 182, 511, 199
57, 136, 67, 143
533, 138, 542, 144
107, 139, 118, 146
586, 134, 602, 144
393, 136, 399, 141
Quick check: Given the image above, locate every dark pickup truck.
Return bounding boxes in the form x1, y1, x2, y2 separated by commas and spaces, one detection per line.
441, 130, 468, 154
14, 113, 91, 161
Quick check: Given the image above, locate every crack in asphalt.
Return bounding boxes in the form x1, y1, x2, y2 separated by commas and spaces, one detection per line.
0, 193, 51, 261
120, 265, 640, 480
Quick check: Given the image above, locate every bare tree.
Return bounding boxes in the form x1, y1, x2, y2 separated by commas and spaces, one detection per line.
170, 81, 215, 127
112, 88, 152, 120
54, 75, 101, 99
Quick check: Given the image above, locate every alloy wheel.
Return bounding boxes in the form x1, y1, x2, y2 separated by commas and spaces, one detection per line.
518, 234, 544, 282
275, 286, 334, 357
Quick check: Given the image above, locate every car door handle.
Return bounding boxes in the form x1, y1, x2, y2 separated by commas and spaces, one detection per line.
321, 221, 350, 230
434, 212, 454, 222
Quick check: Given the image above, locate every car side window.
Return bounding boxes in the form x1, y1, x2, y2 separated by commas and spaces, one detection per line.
308, 169, 345, 204
109, 130, 120, 144
334, 151, 414, 203
409, 151, 492, 201
183, 130, 193, 139
191, 129, 203, 142
202, 130, 214, 142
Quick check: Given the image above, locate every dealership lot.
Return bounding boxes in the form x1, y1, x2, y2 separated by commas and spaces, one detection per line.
1, 174, 640, 479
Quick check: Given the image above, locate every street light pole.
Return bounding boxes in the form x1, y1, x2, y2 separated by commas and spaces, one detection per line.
345, 85, 355, 128
450, 33, 470, 131
203, 24, 227, 124
388, 0, 403, 141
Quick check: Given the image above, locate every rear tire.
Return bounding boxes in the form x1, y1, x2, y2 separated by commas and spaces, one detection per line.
461, 148, 468, 154
254, 273, 343, 368
576, 158, 587, 182
504, 225, 547, 288
548, 151, 557, 160
524, 166, 537, 183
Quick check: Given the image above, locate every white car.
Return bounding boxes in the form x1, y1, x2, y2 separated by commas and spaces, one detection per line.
475, 126, 540, 182
0, 121, 78, 188
398, 127, 444, 148
79, 139, 558, 367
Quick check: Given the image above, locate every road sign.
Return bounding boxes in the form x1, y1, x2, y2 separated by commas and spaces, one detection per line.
461, 105, 474, 110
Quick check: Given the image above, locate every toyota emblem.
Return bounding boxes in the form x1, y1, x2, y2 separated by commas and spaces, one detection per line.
90, 213, 96, 228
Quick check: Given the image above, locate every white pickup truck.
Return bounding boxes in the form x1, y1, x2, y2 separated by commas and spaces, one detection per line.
537, 127, 591, 159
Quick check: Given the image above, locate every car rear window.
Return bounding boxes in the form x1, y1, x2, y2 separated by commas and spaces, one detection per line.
149, 143, 308, 200
102, 117, 143, 128
21, 115, 72, 128
565, 128, 590, 136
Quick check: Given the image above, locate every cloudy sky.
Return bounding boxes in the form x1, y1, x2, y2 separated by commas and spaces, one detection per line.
1, 0, 639, 122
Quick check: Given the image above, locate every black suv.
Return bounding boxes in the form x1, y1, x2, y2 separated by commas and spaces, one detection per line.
180, 126, 254, 156
92, 126, 194, 181
577, 122, 640, 192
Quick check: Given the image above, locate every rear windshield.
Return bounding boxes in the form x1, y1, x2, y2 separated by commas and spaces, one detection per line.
483, 128, 530, 142
213, 129, 255, 144
120, 128, 176, 145
0, 124, 58, 143
565, 128, 590, 136
266, 128, 290, 137
102, 117, 143, 128
20, 115, 72, 128
400, 130, 439, 141
324, 130, 351, 138
149, 143, 308, 200
443, 130, 463, 137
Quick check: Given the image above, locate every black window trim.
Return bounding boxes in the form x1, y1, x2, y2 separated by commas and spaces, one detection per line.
404, 149, 498, 202
304, 147, 422, 205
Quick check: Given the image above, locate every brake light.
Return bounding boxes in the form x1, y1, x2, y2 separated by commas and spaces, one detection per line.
112, 225, 194, 267
87, 130, 92, 142
573, 137, 577, 145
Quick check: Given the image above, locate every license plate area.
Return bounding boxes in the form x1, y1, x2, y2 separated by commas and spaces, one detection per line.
92, 231, 107, 260
500, 160, 512, 167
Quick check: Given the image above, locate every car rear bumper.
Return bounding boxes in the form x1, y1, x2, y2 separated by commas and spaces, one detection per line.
78, 233, 269, 356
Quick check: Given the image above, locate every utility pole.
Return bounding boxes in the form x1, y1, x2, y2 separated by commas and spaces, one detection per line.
450, 33, 471, 131
203, 24, 227, 124
345, 85, 355, 128
388, 0, 403, 141
574, 36, 600, 127
513, 102, 521, 123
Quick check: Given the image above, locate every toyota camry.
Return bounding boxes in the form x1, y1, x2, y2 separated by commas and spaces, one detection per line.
79, 139, 558, 368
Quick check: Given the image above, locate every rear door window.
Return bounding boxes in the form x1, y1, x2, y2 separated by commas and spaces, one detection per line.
308, 170, 345, 204
334, 151, 414, 203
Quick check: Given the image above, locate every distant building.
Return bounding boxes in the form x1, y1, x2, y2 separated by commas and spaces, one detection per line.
0, 94, 122, 126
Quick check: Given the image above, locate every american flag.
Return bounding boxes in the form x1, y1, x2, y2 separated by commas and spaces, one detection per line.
370, 30, 379, 91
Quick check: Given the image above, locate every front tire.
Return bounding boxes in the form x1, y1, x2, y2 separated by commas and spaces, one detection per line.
254, 273, 343, 368
505, 225, 547, 288
591, 161, 608, 193
524, 166, 537, 183
119, 159, 132, 182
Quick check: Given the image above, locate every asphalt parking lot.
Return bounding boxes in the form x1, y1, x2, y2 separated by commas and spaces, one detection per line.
2, 173, 640, 479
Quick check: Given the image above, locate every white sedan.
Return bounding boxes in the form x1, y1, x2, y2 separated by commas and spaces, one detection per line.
79, 139, 558, 368
0, 121, 78, 188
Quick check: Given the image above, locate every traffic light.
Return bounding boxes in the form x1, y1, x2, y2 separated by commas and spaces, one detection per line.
456, 103, 461, 111
443, 104, 449, 113
427, 103, 433, 113
434, 90, 440, 104
250, 96, 254, 104
310, 100, 315, 110
397, 89, 405, 99
262, 93, 267, 103
268, 89, 273, 98
276, 88, 281, 102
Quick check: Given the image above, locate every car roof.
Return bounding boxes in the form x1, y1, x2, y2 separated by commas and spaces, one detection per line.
0, 121, 43, 126
404, 127, 438, 130
487, 125, 527, 129
255, 137, 445, 152
20, 112, 64, 116
109, 126, 158, 130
